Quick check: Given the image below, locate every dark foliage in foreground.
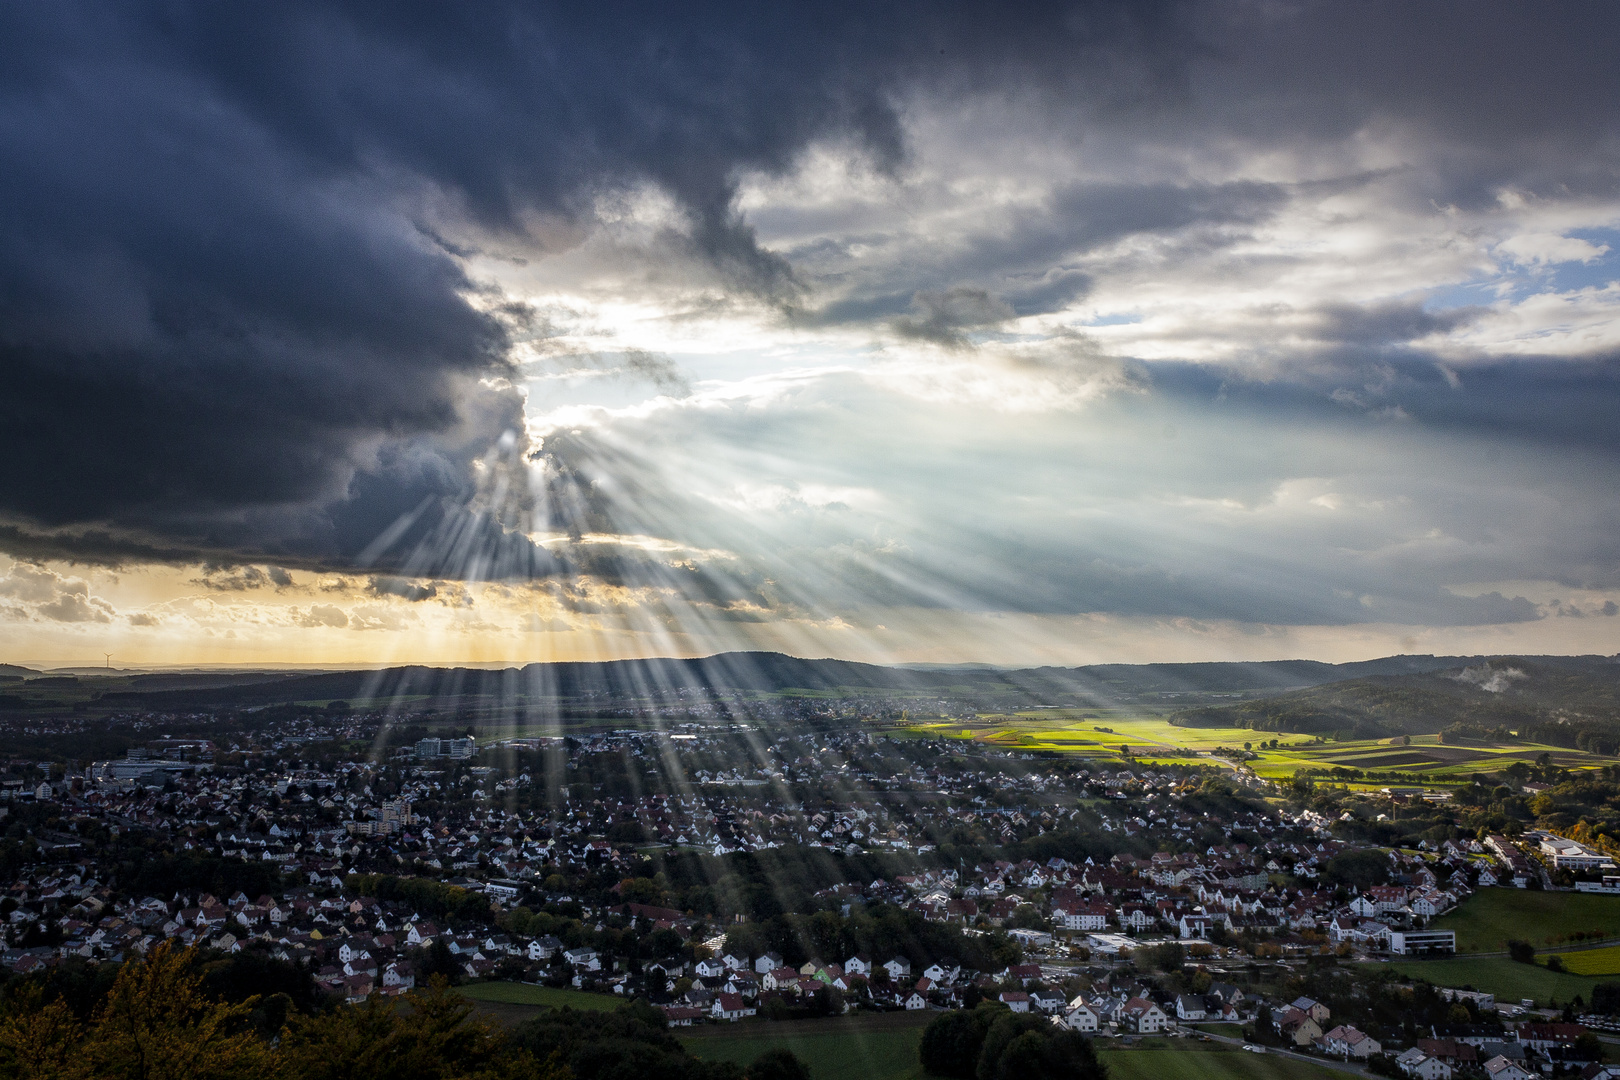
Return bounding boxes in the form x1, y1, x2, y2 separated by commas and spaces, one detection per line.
0, 942, 806, 1080
919, 1003, 1107, 1080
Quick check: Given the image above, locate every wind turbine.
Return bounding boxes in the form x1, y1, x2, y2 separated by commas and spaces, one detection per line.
104, 653, 112, 671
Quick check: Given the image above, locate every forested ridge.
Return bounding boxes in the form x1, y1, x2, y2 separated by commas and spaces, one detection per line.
1170, 657, 1620, 741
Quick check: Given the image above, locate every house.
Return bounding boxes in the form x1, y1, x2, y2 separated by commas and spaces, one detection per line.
721, 951, 749, 972
1120, 997, 1169, 1034
1517, 1022, 1584, 1050
1175, 995, 1207, 1021
884, 957, 911, 982
844, 954, 872, 977
755, 952, 784, 974
999, 991, 1030, 1013
906, 992, 928, 1011
1322, 1024, 1381, 1059
1291, 996, 1330, 1023
1005, 963, 1042, 987
660, 1006, 705, 1027
564, 947, 600, 971
1483, 1055, 1534, 1080
1030, 990, 1065, 1015
1396, 1049, 1452, 1079
1063, 1002, 1099, 1032
711, 993, 756, 1021
1274, 1007, 1323, 1047
381, 961, 415, 990
1058, 901, 1112, 931
764, 967, 799, 991
695, 957, 727, 978
528, 935, 562, 961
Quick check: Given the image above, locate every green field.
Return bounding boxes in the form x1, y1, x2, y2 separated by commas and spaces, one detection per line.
682, 1026, 924, 1080
1099, 1047, 1347, 1080
679, 1024, 1346, 1080
1377, 956, 1606, 1006
456, 982, 622, 1011
1430, 889, 1620, 952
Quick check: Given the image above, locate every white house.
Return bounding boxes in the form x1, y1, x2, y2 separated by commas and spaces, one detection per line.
884, 957, 911, 981
1030, 990, 1065, 1015
1396, 1048, 1452, 1080
906, 992, 928, 1011
1483, 1056, 1534, 1080
755, 952, 783, 974
564, 947, 600, 971
1121, 997, 1169, 1034
844, 954, 872, 977
1175, 995, 1206, 1021
1322, 1024, 1380, 1059
711, 993, 756, 1021
1063, 1002, 1099, 1032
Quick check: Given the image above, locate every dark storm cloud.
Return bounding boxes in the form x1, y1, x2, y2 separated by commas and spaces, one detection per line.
0, 0, 1193, 571
2, 0, 1618, 583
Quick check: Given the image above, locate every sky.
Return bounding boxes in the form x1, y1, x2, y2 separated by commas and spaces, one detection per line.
3, 1, 1620, 669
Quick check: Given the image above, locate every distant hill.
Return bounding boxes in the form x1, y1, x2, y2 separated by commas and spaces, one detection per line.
0, 664, 39, 678
1170, 655, 1620, 739
80, 650, 1498, 712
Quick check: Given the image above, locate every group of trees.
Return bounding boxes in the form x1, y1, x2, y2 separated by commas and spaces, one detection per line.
720, 904, 1021, 976
0, 942, 811, 1080
918, 1003, 1106, 1080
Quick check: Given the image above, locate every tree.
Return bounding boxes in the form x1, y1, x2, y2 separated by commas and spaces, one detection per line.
80, 940, 270, 1080
920, 1006, 999, 1079
279, 977, 532, 1080
1507, 939, 1536, 964
1323, 849, 1391, 889
0, 985, 80, 1080
971, 1013, 1105, 1080
745, 1047, 811, 1080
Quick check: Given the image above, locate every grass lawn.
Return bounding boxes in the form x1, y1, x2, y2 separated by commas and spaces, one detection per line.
456, 982, 622, 1011
1098, 1046, 1347, 1080
682, 1026, 924, 1080
682, 1027, 1347, 1080
1430, 889, 1620, 952
1376, 956, 1606, 1006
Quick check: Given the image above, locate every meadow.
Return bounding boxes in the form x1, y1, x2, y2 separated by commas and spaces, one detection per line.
677, 1022, 1350, 1080
1098, 1046, 1348, 1080
456, 981, 623, 1011
1375, 956, 1606, 1007
1429, 889, 1620, 952
681, 1023, 926, 1080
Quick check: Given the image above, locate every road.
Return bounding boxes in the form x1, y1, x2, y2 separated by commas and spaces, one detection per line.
1189, 1027, 1369, 1077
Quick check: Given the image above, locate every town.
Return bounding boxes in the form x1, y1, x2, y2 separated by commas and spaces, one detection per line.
4, 698, 1620, 1080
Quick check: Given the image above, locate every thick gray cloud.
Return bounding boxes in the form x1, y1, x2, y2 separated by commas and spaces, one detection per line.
2, 0, 1618, 640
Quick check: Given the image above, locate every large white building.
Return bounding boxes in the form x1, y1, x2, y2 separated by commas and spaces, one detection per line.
1389, 930, 1455, 956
